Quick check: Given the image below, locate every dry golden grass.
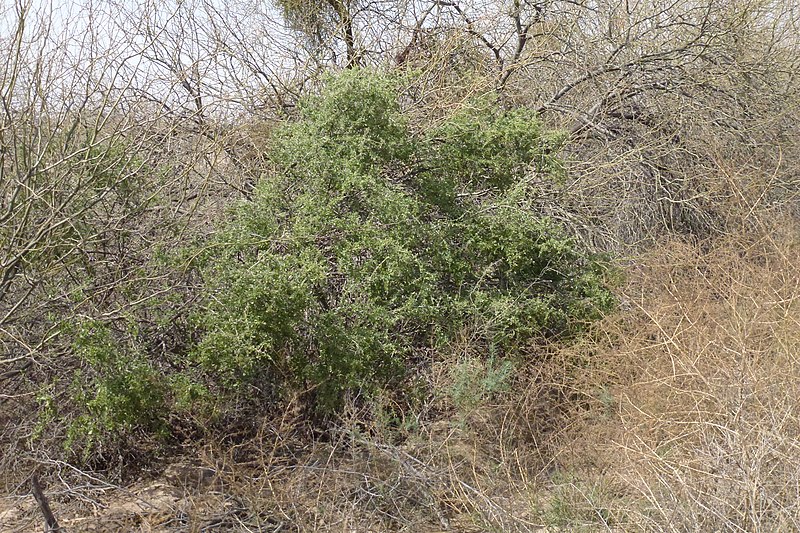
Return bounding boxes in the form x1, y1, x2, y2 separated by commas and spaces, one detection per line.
547, 221, 800, 531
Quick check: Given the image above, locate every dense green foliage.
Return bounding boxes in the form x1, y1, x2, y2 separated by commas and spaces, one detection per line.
44, 71, 615, 445
193, 70, 615, 412
67, 320, 167, 441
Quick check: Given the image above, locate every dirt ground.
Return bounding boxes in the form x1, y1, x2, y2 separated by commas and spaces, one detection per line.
0, 464, 286, 533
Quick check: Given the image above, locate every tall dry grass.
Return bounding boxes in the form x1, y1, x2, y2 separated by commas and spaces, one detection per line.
548, 221, 800, 531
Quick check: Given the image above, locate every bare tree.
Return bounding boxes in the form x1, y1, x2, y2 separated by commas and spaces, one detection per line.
0, 0, 217, 398
411, 0, 800, 247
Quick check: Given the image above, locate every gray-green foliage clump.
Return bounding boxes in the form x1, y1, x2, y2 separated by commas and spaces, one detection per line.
194, 70, 615, 411
62, 319, 168, 453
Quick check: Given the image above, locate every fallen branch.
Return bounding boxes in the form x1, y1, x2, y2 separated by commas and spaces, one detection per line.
31, 474, 61, 533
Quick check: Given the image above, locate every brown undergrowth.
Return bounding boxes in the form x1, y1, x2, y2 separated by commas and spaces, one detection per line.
547, 221, 800, 531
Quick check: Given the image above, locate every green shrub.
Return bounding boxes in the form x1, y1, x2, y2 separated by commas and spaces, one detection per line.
193, 69, 615, 412
449, 356, 515, 416
67, 319, 167, 438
